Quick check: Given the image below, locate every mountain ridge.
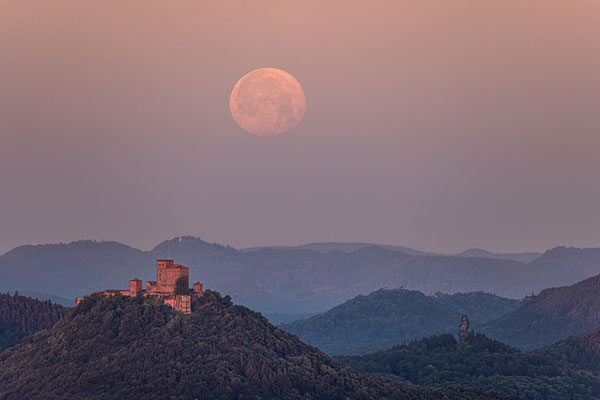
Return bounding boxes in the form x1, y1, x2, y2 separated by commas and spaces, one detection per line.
242, 242, 543, 262
1, 236, 598, 314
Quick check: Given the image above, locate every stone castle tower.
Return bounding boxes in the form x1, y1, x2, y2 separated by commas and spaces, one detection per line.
76, 259, 203, 314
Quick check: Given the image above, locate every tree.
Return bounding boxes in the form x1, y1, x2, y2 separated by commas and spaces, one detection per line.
175, 276, 190, 295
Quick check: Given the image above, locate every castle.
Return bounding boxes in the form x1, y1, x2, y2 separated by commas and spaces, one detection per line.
75, 259, 203, 314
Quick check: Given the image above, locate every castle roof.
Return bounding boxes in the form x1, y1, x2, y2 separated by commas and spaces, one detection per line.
167, 264, 189, 270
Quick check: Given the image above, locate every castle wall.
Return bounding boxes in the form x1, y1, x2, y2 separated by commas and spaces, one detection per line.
163, 266, 188, 292
164, 295, 192, 314
129, 279, 142, 296
157, 259, 174, 269
146, 281, 157, 293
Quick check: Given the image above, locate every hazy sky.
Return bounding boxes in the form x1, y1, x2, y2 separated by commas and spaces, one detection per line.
1, 1, 599, 254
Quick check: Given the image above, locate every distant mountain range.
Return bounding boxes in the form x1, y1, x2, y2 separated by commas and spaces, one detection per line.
0, 292, 504, 400
243, 242, 542, 262
0, 236, 597, 314
455, 248, 542, 263
281, 289, 521, 355
241, 242, 435, 256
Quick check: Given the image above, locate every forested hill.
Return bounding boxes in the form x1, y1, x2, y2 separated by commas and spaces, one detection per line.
281, 289, 520, 355
338, 333, 600, 400
0, 292, 506, 400
0, 292, 67, 352
539, 326, 600, 372
481, 273, 600, 350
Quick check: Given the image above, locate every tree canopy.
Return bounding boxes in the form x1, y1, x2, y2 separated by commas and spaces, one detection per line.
0, 292, 506, 400
0, 292, 67, 352
338, 333, 600, 400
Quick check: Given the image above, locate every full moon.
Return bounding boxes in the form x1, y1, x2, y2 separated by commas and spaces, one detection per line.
229, 68, 306, 137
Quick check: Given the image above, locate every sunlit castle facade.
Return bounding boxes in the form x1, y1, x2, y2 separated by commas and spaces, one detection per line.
76, 259, 203, 314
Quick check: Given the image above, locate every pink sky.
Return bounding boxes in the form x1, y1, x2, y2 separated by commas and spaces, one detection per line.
1, 1, 599, 254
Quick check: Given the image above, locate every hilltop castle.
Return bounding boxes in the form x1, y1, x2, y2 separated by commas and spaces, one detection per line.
76, 259, 203, 314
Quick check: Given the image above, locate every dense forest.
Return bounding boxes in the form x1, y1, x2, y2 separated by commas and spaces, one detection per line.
0, 292, 508, 400
540, 326, 600, 372
0, 292, 67, 352
338, 333, 600, 400
282, 289, 520, 354
482, 273, 600, 350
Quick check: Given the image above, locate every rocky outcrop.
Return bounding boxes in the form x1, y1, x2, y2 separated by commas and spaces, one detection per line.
459, 314, 470, 342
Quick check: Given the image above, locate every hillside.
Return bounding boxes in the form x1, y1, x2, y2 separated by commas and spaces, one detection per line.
481, 274, 600, 350
1, 236, 599, 314
281, 289, 520, 355
0, 293, 67, 352
338, 333, 600, 400
435, 292, 521, 325
0, 293, 505, 400
539, 326, 600, 372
